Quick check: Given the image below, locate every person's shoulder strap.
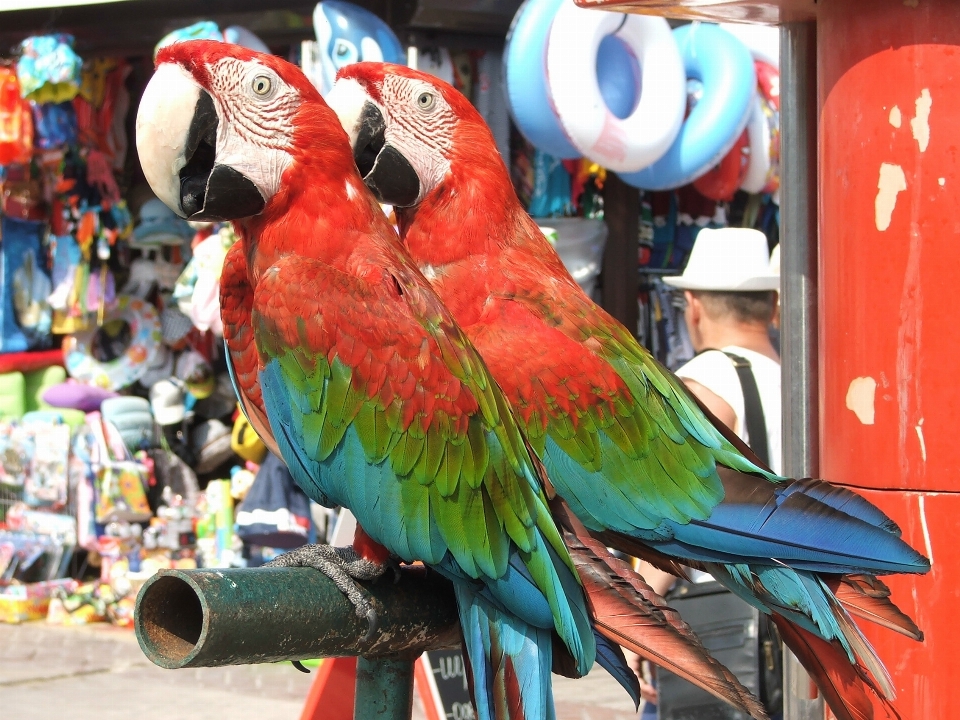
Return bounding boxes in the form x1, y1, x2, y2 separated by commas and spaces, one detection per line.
721, 351, 770, 467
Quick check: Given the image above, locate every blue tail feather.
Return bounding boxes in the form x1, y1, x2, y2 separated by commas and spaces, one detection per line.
594, 631, 641, 709
455, 582, 556, 720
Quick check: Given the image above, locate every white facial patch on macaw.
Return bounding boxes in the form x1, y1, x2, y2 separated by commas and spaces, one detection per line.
379, 75, 454, 204
326, 77, 367, 147
206, 57, 299, 204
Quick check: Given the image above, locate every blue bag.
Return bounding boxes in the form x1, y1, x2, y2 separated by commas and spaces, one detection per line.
0, 216, 52, 352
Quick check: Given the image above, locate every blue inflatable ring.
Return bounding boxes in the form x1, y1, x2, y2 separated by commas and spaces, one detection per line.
503, 0, 580, 159
620, 23, 757, 191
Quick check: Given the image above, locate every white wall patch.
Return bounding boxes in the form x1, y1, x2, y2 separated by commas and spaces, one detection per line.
846, 376, 877, 425
875, 163, 907, 231
911, 88, 932, 152
889, 105, 902, 128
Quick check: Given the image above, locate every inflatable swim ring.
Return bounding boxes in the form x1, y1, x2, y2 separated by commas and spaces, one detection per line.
620, 23, 757, 191
63, 295, 162, 391
504, 0, 581, 158
719, 23, 779, 68
505, 0, 660, 160
546, 8, 685, 173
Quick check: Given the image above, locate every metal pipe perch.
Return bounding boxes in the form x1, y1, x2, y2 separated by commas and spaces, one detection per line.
134, 565, 460, 669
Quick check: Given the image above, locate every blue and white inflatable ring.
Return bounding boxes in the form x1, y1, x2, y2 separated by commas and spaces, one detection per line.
620, 23, 757, 191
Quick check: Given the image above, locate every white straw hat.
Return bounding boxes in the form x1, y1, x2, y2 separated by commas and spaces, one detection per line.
663, 228, 779, 292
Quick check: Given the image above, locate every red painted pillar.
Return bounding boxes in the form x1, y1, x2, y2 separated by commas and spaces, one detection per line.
818, 2, 960, 717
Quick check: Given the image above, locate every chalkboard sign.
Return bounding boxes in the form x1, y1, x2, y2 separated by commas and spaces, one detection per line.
417, 649, 476, 720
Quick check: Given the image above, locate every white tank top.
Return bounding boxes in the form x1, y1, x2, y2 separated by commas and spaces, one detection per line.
674, 346, 782, 475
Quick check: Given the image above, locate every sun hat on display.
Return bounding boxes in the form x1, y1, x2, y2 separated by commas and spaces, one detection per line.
137, 344, 174, 390
663, 228, 779, 292
192, 419, 236, 475
176, 350, 215, 400
131, 198, 193, 247
160, 307, 193, 347
150, 378, 186, 426
101, 396, 157, 452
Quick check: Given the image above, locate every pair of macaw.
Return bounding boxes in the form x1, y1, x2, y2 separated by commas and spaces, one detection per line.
136, 41, 929, 720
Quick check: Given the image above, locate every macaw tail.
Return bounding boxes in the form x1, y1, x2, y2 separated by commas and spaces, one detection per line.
551, 499, 768, 719
774, 616, 902, 720
455, 582, 556, 720
705, 561, 896, 696
595, 531, 922, 645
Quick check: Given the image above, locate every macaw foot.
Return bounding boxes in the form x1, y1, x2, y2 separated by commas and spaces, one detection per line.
264, 543, 396, 641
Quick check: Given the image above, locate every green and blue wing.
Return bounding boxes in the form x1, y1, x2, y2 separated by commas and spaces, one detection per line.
251, 254, 594, 683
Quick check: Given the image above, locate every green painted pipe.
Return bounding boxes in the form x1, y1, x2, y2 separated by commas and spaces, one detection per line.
355, 655, 416, 720
135, 566, 460, 669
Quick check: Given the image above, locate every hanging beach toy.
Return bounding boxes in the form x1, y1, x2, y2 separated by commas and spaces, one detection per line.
63, 295, 161, 390
505, 0, 671, 161
503, 0, 582, 158
545, 7, 685, 173
620, 23, 757, 191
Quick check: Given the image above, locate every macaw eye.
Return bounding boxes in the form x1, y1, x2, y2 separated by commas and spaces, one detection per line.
252, 75, 272, 96
417, 92, 435, 111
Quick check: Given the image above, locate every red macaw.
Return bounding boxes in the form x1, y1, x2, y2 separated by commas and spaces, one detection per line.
327, 62, 931, 720
134, 41, 768, 720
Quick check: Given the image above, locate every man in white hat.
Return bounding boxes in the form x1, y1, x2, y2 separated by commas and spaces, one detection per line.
664, 227, 782, 474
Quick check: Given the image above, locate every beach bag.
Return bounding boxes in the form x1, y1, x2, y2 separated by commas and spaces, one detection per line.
88, 413, 151, 523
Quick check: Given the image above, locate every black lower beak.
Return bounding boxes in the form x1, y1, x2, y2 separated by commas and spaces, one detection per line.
353, 102, 420, 208
178, 90, 265, 221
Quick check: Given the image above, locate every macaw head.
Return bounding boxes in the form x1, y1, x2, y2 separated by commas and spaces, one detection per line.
136, 40, 349, 222
327, 62, 499, 208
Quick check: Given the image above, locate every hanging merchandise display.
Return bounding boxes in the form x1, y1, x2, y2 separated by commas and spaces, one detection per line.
545, 7, 685, 173
472, 52, 510, 163
87, 412, 152, 524
416, 46, 455, 85
63, 295, 162, 390
619, 23, 756, 190
0, 216, 52, 353
505, 0, 662, 160
527, 149, 574, 218
310, 1, 405, 95
0, 66, 33, 166
502, 2, 778, 196
0, 24, 335, 637
741, 60, 780, 196
15, 35, 82, 104
504, 0, 581, 158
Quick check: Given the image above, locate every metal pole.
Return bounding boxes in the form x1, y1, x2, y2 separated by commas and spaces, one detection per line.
779, 20, 824, 720
135, 566, 460, 669
355, 655, 416, 720
602, 172, 641, 336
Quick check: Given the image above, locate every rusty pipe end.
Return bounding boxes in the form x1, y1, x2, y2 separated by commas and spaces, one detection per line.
136, 572, 208, 669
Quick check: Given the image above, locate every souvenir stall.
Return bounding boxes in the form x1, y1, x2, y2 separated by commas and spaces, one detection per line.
0, 19, 313, 626
0, 0, 783, 644
0, 0, 543, 629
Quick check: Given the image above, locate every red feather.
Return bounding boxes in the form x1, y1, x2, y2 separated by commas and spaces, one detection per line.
773, 617, 901, 720
220, 240, 282, 459
828, 575, 923, 642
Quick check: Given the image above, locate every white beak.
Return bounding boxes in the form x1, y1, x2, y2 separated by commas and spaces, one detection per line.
136, 62, 203, 217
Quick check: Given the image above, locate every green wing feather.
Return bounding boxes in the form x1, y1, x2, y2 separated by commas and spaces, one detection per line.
251, 254, 588, 663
